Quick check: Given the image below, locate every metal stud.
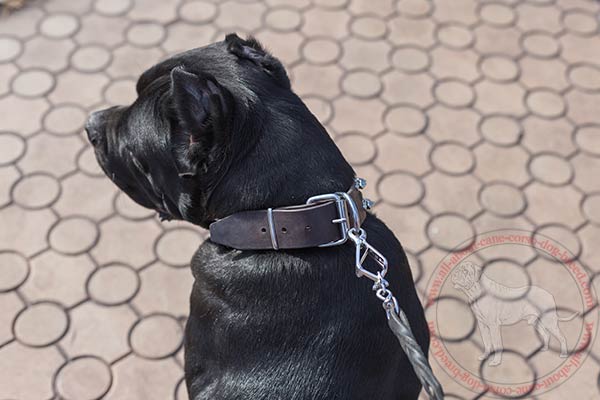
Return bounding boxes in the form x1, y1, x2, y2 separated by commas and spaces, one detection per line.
354, 177, 367, 190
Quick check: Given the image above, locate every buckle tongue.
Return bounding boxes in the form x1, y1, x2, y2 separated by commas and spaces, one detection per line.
306, 191, 362, 247
306, 193, 350, 247
306, 180, 365, 248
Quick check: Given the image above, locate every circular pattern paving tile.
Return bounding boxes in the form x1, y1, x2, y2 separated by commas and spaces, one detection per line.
529, 153, 573, 186
385, 105, 427, 136
88, 264, 140, 306
55, 356, 112, 400
526, 90, 565, 118
479, 115, 522, 146
427, 297, 475, 342
480, 352, 535, 394
341, 71, 381, 98
522, 32, 560, 58
94, 0, 133, 16
176, 378, 188, 400
44, 105, 87, 136
0, 37, 22, 63
71, 45, 112, 73
104, 78, 136, 105
563, 10, 598, 35
156, 229, 202, 267
302, 38, 341, 65
130, 314, 183, 359
40, 14, 79, 39
437, 23, 473, 49
0, 251, 29, 292
336, 133, 376, 164
14, 302, 69, 347
575, 125, 600, 156
127, 22, 166, 47
430, 142, 475, 175
49, 217, 99, 255
350, 16, 387, 40
434, 80, 474, 108
265, 8, 303, 32
12, 70, 55, 98
397, 0, 433, 18
312, 0, 348, 8
391, 47, 430, 73
479, 182, 526, 217
0, 132, 26, 166
427, 214, 475, 251
179, 1, 218, 24
534, 224, 581, 262
378, 172, 424, 207
12, 173, 61, 209
583, 193, 600, 225
479, 3, 515, 26
480, 56, 519, 82
568, 64, 600, 91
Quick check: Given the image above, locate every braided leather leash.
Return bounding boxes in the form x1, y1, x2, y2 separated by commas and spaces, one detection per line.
339, 190, 444, 400
347, 226, 444, 400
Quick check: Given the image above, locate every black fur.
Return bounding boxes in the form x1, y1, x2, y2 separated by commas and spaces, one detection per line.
86, 34, 429, 399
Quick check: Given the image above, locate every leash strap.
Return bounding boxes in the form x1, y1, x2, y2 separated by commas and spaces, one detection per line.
347, 224, 444, 400
387, 308, 445, 400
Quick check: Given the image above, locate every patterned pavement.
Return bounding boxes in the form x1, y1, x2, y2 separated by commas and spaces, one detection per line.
1, 0, 600, 399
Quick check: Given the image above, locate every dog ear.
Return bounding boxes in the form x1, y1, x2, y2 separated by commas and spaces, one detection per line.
170, 66, 229, 135
170, 67, 233, 178
225, 33, 290, 89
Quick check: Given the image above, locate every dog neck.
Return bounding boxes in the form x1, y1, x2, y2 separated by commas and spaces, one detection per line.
200, 97, 356, 227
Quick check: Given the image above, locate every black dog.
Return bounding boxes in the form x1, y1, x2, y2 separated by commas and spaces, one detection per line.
86, 34, 429, 399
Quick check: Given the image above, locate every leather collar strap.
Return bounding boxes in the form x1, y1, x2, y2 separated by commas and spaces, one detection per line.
209, 186, 367, 250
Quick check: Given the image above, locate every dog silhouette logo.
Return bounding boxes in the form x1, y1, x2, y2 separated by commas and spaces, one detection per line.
451, 261, 579, 366
426, 230, 597, 395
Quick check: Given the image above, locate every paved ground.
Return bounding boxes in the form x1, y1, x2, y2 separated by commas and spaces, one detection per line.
1, 0, 600, 399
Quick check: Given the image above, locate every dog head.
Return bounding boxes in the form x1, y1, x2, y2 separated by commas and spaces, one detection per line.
85, 34, 311, 227
451, 261, 481, 291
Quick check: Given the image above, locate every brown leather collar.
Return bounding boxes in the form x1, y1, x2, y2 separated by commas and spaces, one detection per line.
209, 184, 368, 250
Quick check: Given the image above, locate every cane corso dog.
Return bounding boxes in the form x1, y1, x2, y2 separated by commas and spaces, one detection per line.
86, 34, 429, 399
452, 261, 577, 366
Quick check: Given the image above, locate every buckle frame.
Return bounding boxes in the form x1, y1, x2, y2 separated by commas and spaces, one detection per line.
306, 192, 361, 247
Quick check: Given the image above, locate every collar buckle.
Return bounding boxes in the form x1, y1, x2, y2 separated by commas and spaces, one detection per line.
306, 191, 361, 248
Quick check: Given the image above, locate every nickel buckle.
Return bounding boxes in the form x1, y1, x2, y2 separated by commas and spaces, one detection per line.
306, 191, 361, 248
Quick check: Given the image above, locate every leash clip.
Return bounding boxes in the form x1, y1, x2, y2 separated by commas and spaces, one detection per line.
348, 228, 388, 282
347, 226, 445, 400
